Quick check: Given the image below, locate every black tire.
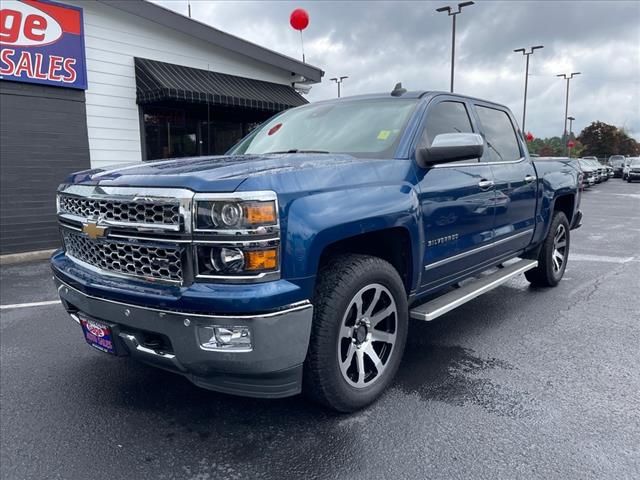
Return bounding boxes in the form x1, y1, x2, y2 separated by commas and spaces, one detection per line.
525, 212, 570, 287
303, 254, 408, 412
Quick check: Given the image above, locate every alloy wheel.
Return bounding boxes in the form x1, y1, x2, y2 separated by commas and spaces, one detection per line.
337, 283, 397, 388
552, 224, 567, 273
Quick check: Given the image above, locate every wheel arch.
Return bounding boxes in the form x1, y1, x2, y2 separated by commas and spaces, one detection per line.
552, 193, 575, 224
317, 227, 415, 294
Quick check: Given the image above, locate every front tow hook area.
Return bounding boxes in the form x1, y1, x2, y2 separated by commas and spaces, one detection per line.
118, 333, 187, 373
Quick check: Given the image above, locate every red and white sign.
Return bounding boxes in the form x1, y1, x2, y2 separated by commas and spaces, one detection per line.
0, 0, 87, 89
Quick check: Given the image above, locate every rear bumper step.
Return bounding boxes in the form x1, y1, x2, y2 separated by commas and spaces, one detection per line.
410, 259, 538, 321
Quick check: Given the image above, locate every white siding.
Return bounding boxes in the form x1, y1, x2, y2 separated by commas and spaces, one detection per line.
65, 1, 295, 169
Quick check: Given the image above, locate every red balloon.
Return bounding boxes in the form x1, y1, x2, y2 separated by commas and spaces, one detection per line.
290, 8, 309, 31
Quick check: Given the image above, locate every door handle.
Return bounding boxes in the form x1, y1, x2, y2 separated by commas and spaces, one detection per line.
478, 179, 494, 190
524, 175, 536, 183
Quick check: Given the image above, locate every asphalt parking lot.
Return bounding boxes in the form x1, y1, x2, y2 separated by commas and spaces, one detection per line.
1, 179, 639, 480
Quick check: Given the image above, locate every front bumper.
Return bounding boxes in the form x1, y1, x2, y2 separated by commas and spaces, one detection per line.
54, 277, 313, 398
628, 171, 640, 179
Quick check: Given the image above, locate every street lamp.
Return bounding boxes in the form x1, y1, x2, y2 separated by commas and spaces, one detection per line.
436, 1, 475, 93
557, 72, 581, 154
330, 76, 349, 98
513, 45, 544, 132
567, 116, 575, 158
567, 116, 575, 136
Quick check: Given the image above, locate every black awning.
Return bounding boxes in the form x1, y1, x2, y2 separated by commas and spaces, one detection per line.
134, 57, 308, 111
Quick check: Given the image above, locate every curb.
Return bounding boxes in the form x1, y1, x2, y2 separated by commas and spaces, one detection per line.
0, 249, 55, 266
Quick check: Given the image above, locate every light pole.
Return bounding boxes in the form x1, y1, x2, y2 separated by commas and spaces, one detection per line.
557, 72, 580, 154
513, 45, 543, 132
436, 1, 475, 93
330, 76, 348, 98
567, 116, 575, 136
567, 116, 575, 158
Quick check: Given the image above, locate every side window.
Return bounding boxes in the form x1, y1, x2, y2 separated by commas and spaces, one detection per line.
475, 105, 522, 162
422, 101, 473, 146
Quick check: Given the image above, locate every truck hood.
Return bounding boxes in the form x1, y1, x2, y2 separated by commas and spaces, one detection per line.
66, 154, 379, 192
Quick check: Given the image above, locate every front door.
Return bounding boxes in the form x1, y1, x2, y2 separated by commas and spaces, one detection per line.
415, 98, 497, 291
473, 104, 537, 255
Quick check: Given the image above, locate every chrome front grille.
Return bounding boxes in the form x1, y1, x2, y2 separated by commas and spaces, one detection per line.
62, 230, 183, 283
59, 195, 180, 226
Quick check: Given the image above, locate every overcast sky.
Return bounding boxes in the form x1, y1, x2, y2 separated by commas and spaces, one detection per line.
153, 0, 640, 139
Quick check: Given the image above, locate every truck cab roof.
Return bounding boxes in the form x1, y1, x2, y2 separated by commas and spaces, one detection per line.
310, 89, 512, 112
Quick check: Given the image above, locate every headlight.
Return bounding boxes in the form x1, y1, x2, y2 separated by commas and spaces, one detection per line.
195, 200, 277, 230
197, 246, 279, 276
192, 192, 280, 281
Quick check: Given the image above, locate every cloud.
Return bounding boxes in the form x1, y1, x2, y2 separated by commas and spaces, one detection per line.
153, 0, 640, 139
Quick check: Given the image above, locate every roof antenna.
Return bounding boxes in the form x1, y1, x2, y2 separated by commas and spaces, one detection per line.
391, 82, 407, 97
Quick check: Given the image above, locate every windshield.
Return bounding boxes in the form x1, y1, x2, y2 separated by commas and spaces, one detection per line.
578, 160, 592, 168
631, 158, 640, 166
228, 99, 419, 158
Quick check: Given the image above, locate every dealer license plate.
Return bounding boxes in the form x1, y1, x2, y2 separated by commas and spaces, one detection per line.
79, 315, 116, 355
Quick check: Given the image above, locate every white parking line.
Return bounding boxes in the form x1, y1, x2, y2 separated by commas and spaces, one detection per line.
0, 300, 61, 310
570, 253, 635, 264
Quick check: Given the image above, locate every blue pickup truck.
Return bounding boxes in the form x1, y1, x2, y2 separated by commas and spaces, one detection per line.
52, 87, 582, 412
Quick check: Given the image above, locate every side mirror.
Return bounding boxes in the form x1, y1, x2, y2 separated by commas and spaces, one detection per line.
417, 133, 484, 168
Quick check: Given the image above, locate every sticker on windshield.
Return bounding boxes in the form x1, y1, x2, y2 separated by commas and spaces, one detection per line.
268, 123, 282, 136
377, 130, 391, 140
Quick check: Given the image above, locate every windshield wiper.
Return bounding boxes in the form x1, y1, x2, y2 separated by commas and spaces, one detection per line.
266, 149, 330, 154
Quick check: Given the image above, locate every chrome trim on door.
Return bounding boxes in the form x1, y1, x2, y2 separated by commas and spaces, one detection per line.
423, 228, 534, 271
433, 156, 527, 168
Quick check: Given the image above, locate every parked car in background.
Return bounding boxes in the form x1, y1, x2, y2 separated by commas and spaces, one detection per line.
585, 158, 608, 182
605, 164, 614, 178
580, 158, 602, 183
577, 158, 597, 188
622, 157, 636, 180
625, 157, 640, 182
608, 155, 626, 177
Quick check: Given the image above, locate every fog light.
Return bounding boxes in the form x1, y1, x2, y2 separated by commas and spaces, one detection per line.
198, 325, 252, 351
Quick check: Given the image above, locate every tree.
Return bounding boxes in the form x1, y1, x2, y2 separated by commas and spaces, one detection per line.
578, 121, 640, 157
527, 135, 585, 158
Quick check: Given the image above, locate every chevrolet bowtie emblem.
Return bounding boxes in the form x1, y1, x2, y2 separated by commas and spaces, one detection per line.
82, 221, 107, 239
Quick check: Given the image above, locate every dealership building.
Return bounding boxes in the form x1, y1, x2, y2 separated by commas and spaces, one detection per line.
0, 0, 323, 255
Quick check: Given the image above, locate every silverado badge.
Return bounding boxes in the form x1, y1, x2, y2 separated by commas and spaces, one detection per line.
82, 221, 107, 240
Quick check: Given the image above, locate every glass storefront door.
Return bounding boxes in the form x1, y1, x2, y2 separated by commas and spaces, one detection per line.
142, 104, 270, 161
143, 107, 197, 160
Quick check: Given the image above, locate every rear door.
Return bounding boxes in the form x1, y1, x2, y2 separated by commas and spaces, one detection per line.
415, 97, 496, 290
472, 103, 537, 256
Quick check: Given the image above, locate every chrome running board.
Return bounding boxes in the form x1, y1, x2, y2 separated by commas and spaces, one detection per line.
410, 259, 538, 321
